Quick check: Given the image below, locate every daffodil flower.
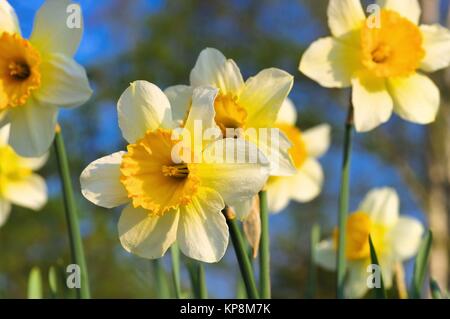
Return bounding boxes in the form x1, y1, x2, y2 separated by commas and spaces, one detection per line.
316, 187, 424, 298
0, 0, 92, 156
0, 124, 47, 227
80, 81, 269, 263
266, 98, 331, 213
299, 0, 450, 132
165, 48, 295, 176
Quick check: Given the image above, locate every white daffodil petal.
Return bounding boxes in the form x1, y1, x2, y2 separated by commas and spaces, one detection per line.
184, 86, 219, 137
8, 98, 58, 157
276, 98, 297, 125
239, 68, 293, 128
0, 0, 20, 34
352, 75, 393, 132
358, 187, 399, 226
30, 0, 82, 56
379, 255, 395, 288
0, 123, 10, 145
388, 73, 440, 124
4, 174, 47, 210
177, 188, 228, 263
345, 260, 370, 299
0, 198, 11, 227
20, 153, 49, 171
390, 216, 424, 260
117, 81, 173, 143
289, 158, 324, 202
315, 240, 337, 271
164, 85, 193, 123
303, 124, 331, 158
197, 138, 270, 217
327, 0, 365, 38
80, 152, 129, 209
229, 197, 254, 220
378, 0, 421, 25
299, 37, 360, 88
420, 24, 450, 73
118, 204, 179, 259
190, 48, 244, 94
34, 53, 92, 108
266, 177, 291, 213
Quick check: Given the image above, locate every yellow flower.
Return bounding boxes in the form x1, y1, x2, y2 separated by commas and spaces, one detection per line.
316, 187, 424, 298
299, 0, 450, 132
0, 124, 47, 227
266, 98, 331, 213
0, 0, 92, 156
80, 81, 270, 262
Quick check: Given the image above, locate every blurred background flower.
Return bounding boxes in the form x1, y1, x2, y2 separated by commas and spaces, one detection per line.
0, 0, 449, 298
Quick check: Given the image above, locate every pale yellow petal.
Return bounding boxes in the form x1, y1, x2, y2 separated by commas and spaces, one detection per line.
0, 0, 20, 34
303, 124, 331, 158
315, 240, 337, 271
389, 216, 424, 260
164, 85, 193, 123
420, 24, 450, 73
289, 158, 324, 202
0, 198, 11, 227
276, 97, 297, 125
4, 174, 47, 210
327, 0, 365, 38
358, 187, 399, 226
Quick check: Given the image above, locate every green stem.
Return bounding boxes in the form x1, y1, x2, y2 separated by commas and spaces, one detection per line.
153, 259, 170, 298
197, 263, 208, 299
170, 243, 182, 298
224, 209, 259, 299
186, 260, 207, 299
336, 105, 353, 299
53, 128, 90, 299
258, 191, 270, 298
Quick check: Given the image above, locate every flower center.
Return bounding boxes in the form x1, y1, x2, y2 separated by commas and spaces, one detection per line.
214, 93, 248, 136
0, 145, 32, 196
277, 124, 307, 169
333, 212, 387, 261
120, 129, 199, 215
0, 33, 41, 110
361, 9, 424, 78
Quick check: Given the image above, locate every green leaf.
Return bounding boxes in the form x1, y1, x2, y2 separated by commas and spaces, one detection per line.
410, 230, 432, 299
48, 266, 60, 298
27, 267, 43, 299
305, 224, 320, 299
429, 278, 443, 299
369, 235, 386, 299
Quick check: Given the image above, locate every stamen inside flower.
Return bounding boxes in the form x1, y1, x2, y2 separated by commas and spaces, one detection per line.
120, 129, 199, 215
333, 212, 387, 260
0, 33, 41, 110
0, 145, 32, 196
214, 93, 248, 136
361, 9, 425, 78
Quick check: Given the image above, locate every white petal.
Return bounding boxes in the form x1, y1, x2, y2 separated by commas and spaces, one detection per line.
197, 138, 270, 219
0, 198, 11, 227
117, 81, 173, 143
327, 0, 365, 38
20, 153, 49, 171
315, 240, 337, 271
247, 127, 296, 176
8, 98, 58, 157
30, 0, 82, 56
164, 85, 193, 123
177, 188, 228, 263
289, 158, 324, 202
299, 37, 360, 88
3, 174, 47, 210
352, 74, 393, 132
345, 260, 369, 299
389, 216, 424, 260
388, 73, 440, 124
230, 197, 254, 220
80, 152, 129, 209
0, 123, 10, 145
266, 177, 291, 213
0, 0, 20, 34
358, 187, 399, 226
420, 24, 450, 73
379, 257, 395, 288
34, 53, 92, 108
118, 204, 179, 259
184, 86, 219, 138
239, 68, 293, 128
303, 124, 331, 158
190, 48, 244, 95
276, 97, 297, 125
378, 0, 421, 24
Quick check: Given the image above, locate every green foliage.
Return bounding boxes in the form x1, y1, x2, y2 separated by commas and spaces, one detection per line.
368, 235, 386, 299
410, 230, 433, 299
27, 267, 43, 299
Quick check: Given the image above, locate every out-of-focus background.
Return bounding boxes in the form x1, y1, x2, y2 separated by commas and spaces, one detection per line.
0, 0, 449, 298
